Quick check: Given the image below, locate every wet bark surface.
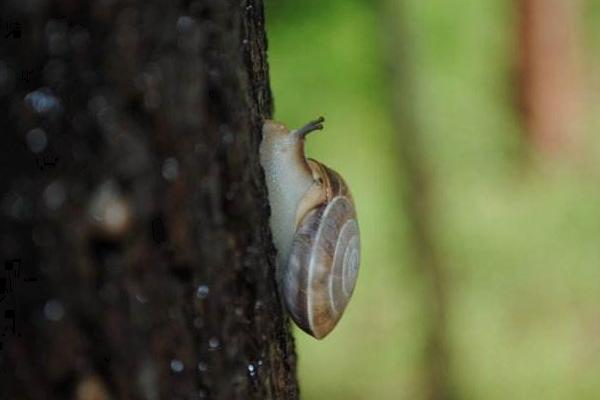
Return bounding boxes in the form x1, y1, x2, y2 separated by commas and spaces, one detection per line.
0, 1, 298, 399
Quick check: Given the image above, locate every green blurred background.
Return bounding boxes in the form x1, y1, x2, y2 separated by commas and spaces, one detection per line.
265, 1, 600, 399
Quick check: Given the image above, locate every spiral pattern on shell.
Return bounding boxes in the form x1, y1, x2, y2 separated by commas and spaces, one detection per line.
282, 164, 360, 339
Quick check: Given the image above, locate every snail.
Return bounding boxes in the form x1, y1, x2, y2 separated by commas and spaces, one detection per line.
260, 117, 360, 339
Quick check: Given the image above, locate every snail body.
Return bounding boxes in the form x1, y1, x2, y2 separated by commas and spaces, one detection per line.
260, 117, 360, 339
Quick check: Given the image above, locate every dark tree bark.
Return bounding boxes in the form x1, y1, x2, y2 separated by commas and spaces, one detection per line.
0, 1, 298, 399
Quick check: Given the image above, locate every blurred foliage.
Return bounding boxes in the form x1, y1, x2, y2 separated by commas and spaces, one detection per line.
266, 0, 600, 399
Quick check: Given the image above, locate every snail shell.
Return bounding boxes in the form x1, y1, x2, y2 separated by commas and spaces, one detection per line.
260, 117, 360, 339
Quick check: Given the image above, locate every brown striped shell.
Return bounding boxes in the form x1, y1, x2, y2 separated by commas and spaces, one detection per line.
281, 161, 360, 339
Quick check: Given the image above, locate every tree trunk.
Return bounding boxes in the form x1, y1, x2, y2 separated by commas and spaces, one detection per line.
0, 1, 299, 399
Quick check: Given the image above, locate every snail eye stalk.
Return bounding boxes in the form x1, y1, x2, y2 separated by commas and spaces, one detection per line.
293, 117, 325, 139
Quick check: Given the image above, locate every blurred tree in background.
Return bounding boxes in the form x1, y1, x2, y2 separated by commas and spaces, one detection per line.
518, 0, 584, 157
